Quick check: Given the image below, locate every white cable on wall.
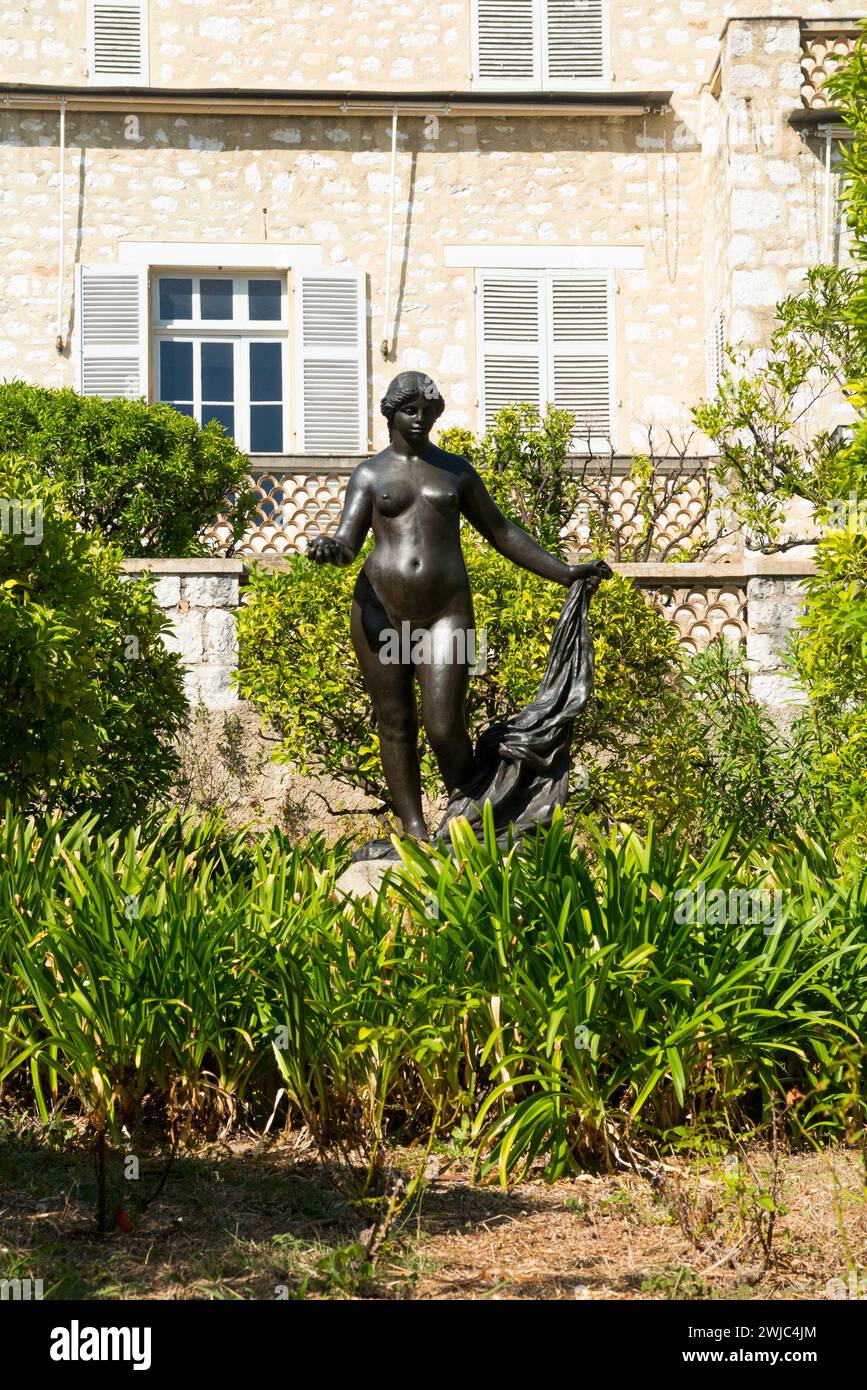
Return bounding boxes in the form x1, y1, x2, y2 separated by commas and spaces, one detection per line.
381, 105, 399, 359
56, 95, 66, 355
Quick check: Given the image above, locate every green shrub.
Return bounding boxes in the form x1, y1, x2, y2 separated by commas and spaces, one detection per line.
0, 452, 186, 820
1, 808, 863, 1185
791, 462, 867, 862
440, 402, 580, 553
0, 381, 255, 557
692, 266, 866, 553
397, 811, 867, 1179
235, 543, 395, 802
682, 639, 818, 846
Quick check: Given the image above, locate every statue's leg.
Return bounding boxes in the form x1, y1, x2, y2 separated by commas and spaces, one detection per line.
416, 605, 476, 795
351, 581, 427, 838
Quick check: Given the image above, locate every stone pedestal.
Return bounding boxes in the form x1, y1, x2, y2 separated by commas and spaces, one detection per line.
335, 859, 402, 900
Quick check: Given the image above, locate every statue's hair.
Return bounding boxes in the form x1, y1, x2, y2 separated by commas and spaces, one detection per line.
380, 371, 446, 436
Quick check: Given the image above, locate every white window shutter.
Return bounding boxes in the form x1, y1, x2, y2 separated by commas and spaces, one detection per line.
295, 269, 367, 454
473, 0, 539, 89
76, 266, 148, 399
832, 138, 855, 267
88, 0, 149, 86
476, 272, 544, 429
545, 0, 610, 87
548, 272, 615, 447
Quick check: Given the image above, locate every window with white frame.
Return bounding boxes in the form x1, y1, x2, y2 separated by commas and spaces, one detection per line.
88, 0, 149, 86
475, 268, 616, 447
472, 0, 610, 90
153, 274, 288, 453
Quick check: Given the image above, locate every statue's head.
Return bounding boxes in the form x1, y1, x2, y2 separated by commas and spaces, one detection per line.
380, 371, 446, 441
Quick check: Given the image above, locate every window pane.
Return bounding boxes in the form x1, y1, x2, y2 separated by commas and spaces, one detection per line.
250, 341, 282, 401
248, 279, 282, 321
202, 405, 235, 436
159, 340, 193, 401
168, 402, 195, 419
201, 342, 234, 401
159, 277, 192, 320
250, 404, 283, 452
200, 278, 234, 320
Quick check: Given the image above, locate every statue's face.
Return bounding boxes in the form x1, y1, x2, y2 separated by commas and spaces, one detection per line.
393, 392, 440, 446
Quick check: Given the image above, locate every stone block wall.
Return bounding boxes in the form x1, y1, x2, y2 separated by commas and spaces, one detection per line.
123, 557, 243, 710
746, 574, 810, 711
2, 0, 859, 93
1, 8, 858, 455
0, 102, 709, 451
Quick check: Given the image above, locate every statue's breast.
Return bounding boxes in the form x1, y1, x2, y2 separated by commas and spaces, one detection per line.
375, 481, 415, 518
420, 481, 460, 514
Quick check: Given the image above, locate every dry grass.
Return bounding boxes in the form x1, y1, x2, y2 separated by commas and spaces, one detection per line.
0, 1123, 863, 1301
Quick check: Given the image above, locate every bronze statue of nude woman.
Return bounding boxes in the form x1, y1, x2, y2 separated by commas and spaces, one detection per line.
308, 370, 611, 848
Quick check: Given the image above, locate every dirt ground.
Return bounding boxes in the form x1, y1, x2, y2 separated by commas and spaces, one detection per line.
0, 1126, 863, 1301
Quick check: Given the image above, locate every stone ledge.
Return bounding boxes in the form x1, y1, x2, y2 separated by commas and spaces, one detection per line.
800, 20, 863, 36
620, 559, 816, 583
122, 558, 245, 575
239, 556, 818, 582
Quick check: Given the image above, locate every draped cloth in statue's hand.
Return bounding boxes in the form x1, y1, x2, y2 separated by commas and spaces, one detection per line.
434, 575, 596, 845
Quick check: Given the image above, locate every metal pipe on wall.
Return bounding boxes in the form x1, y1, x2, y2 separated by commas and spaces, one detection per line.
55, 95, 65, 354
381, 105, 399, 359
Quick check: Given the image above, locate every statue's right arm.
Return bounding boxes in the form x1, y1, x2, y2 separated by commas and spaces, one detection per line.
307, 466, 373, 566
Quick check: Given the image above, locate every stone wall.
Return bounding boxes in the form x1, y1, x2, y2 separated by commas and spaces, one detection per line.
0, 9, 858, 454
708, 16, 822, 347
1, 0, 858, 93
123, 557, 242, 709
746, 573, 810, 710
0, 102, 709, 451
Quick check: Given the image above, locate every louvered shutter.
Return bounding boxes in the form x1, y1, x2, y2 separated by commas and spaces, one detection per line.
476, 273, 544, 429
76, 266, 148, 399
295, 269, 367, 454
88, 0, 148, 85
548, 272, 615, 447
473, 0, 539, 88
832, 138, 855, 267
545, 0, 609, 86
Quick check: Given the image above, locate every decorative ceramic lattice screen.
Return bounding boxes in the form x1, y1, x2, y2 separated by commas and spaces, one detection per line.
207, 471, 348, 556
207, 467, 714, 563
800, 27, 859, 109
645, 583, 747, 652
565, 473, 712, 559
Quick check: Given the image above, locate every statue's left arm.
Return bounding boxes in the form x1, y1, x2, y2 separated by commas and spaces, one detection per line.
308, 464, 372, 566
460, 463, 610, 587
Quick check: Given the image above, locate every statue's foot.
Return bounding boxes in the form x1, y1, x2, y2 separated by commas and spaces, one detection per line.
351, 837, 401, 863
351, 826, 432, 863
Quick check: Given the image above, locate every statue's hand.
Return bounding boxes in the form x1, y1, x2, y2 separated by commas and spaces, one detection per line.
307, 534, 346, 566
569, 558, 613, 588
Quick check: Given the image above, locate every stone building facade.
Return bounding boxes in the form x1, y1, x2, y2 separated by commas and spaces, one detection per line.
0, 1, 858, 480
